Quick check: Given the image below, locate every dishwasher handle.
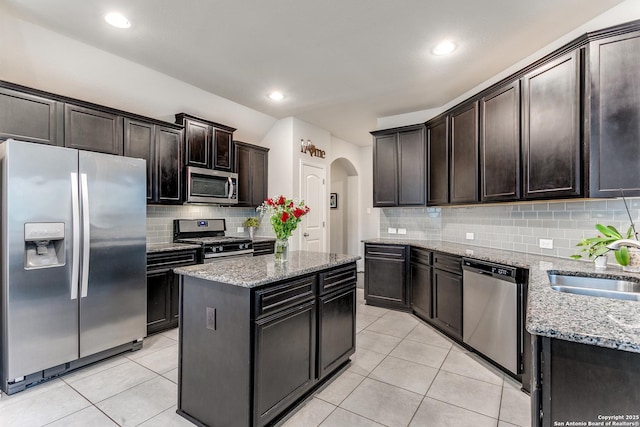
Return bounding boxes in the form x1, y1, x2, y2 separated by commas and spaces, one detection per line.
462, 258, 519, 283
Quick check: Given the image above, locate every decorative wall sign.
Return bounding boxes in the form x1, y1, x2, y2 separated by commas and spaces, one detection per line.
300, 139, 326, 159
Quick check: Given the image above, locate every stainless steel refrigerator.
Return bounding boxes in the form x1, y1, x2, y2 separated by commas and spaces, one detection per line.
0, 139, 146, 394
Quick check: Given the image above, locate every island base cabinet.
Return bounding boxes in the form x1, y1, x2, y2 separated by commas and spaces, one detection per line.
534, 336, 640, 426
178, 277, 252, 427
318, 287, 356, 380
254, 301, 317, 427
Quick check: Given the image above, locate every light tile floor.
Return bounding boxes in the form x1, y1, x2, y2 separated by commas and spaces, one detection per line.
0, 289, 531, 427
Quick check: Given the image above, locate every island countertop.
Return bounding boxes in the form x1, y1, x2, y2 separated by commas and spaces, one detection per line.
174, 250, 360, 288
364, 239, 640, 354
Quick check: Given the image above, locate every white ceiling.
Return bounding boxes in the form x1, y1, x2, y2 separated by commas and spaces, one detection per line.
3, 0, 626, 145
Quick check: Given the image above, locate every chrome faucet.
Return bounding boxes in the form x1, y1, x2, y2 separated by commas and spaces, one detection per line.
607, 239, 640, 250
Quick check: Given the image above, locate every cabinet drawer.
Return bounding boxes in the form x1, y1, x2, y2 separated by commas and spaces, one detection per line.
147, 250, 199, 272
365, 244, 406, 260
410, 248, 431, 266
319, 264, 356, 295
254, 275, 316, 318
253, 241, 275, 256
432, 252, 462, 274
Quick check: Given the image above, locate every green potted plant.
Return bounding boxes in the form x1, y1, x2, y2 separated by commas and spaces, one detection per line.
572, 224, 634, 269
243, 217, 260, 240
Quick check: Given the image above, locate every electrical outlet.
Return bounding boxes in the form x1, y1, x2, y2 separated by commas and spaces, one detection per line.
388, 227, 397, 234
539, 238, 553, 249
466, 232, 474, 240
398, 228, 407, 235
237, 227, 244, 233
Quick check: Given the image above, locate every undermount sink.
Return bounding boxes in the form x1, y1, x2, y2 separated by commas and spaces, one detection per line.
548, 273, 640, 302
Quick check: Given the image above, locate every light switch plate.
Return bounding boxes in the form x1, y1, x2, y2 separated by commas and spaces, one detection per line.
539, 238, 553, 249
388, 227, 397, 234
398, 228, 407, 235
466, 232, 474, 240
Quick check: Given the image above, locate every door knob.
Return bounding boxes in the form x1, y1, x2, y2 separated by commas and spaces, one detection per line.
303, 233, 309, 237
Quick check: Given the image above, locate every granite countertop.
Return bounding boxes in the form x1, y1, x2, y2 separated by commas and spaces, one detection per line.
365, 238, 640, 354
175, 251, 360, 288
146, 242, 202, 253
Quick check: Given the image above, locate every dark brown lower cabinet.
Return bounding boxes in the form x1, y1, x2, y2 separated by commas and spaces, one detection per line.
177, 262, 356, 427
533, 336, 640, 426
364, 244, 409, 310
146, 248, 198, 335
410, 248, 432, 320
254, 300, 317, 427
431, 253, 463, 340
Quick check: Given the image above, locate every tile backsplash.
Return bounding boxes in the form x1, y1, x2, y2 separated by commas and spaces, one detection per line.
380, 198, 640, 260
147, 205, 271, 244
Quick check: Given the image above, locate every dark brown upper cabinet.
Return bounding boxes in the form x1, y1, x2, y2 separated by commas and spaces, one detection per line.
480, 81, 521, 202
372, 124, 426, 207
588, 30, 640, 197
176, 113, 236, 172
64, 104, 123, 155
124, 119, 183, 204
449, 101, 479, 204
0, 87, 63, 146
522, 51, 581, 199
426, 116, 449, 206
183, 118, 210, 168
372, 133, 398, 206
234, 141, 269, 207
213, 128, 233, 171
124, 118, 155, 201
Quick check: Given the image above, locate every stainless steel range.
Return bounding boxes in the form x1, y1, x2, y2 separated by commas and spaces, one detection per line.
173, 219, 253, 263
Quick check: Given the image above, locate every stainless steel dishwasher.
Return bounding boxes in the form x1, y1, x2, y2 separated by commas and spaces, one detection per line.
462, 258, 525, 376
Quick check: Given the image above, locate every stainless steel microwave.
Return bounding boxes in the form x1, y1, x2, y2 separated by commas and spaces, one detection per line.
186, 166, 238, 204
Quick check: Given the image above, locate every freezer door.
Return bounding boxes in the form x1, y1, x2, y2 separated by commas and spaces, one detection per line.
1, 140, 79, 380
78, 151, 146, 357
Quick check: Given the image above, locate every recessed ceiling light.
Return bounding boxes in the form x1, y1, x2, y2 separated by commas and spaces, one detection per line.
268, 91, 284, 101
105, 12, 131, 29
432, 41, 456, 56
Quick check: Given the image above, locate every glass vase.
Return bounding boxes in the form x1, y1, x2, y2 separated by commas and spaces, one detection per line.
274, 238, 289, 263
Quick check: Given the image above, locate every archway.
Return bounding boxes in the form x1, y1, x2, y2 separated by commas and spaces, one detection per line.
329, 157, 358, 255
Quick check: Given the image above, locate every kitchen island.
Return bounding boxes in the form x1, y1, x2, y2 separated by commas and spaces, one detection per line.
174, 251, 360, 427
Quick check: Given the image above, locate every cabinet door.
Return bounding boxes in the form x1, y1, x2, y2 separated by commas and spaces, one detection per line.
432, 268, 463, 340
64, 104, 123, 155
146, 271, 172, 335
364, 245, 408, 309
235, 144, 252, 206
427, 116, 449, 205
522, 51, 581, 199
372, 133, 398, 206
398, 127, 426, 206
169, 272, 180, 324
213, 128, 233, 171
450, 101, 479, 204
0, 87, 63, 146
254, 301, 316, 427
156, 126, 182, 203
480, 81, 521, 202
318, 287, 356, 380
251, 147, 269, 206
410, 260, 432, 320
124, 119, 155, 201
184, 119, 210, 167
589, 31, 640, 197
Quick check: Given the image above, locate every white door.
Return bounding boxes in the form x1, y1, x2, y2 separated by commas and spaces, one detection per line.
300, 161, 327, 252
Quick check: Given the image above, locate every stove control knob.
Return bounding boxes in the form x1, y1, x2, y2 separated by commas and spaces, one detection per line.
217, 246, 224, 252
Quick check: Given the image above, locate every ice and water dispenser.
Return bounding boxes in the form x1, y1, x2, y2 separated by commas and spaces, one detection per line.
24, 222, 65, 269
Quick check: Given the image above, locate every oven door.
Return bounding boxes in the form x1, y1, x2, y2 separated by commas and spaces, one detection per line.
203, 250, 254, 263
186, 166, 238, 204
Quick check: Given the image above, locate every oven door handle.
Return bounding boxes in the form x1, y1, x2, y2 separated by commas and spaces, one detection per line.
204, 249, 254, 259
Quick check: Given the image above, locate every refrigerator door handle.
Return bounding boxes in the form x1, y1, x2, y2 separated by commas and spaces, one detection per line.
70, 172, 80, 300
80, 173, 90, 298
